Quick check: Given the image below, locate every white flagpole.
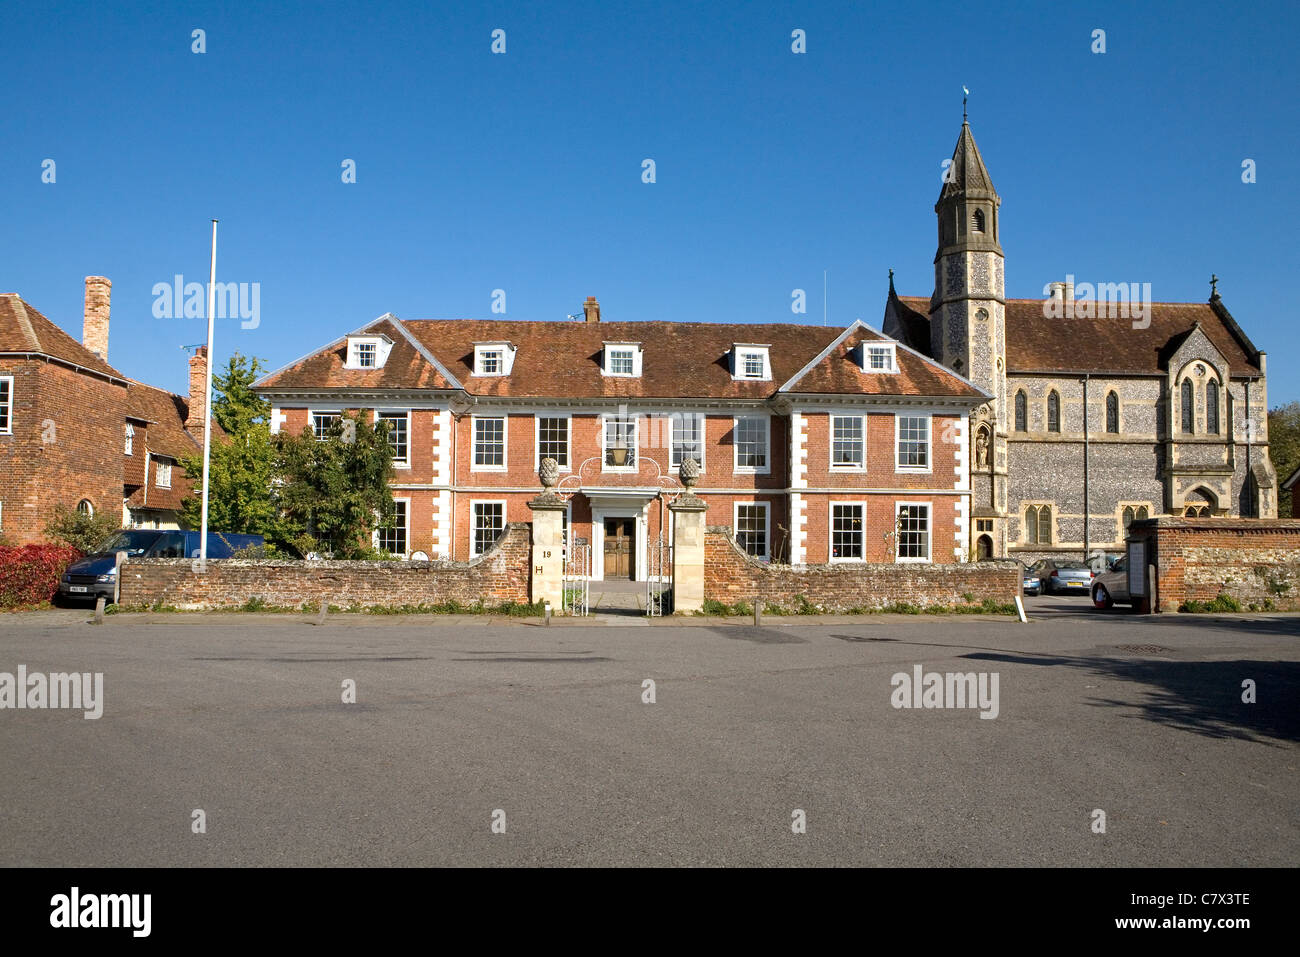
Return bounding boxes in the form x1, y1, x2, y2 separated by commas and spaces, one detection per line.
199, 219, 218, 571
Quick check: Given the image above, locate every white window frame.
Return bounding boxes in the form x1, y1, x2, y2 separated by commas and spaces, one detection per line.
895, 501, 932, 563
732, 345, 771, 381
602, 343, 643, 378
470, 499, 508, 557
476, 347, 503, 376
829, 501, 867, 563
344, 335, 392, 370
895, 413, 932, 473
375, 496, 411, 557
309, 409, 342, 441
601, 413, 638, 473
830, 414, 866, 471
732, 414, 771, 475
669, 412, 705, 472
0, 375, 13, 434
733, 501, 771, 562
155, 459, 173, 489
373, 409, 411, 469
535, 414, 572, 471
124, 422, 135, 456
351, 339, 377, 368
471, 415, 508, 471
864, 343, 898, 373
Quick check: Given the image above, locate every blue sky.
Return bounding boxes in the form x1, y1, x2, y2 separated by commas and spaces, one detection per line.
3, 0, 1297, 402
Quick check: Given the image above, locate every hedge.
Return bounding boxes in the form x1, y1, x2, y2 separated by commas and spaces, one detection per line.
0, 544, 83, 608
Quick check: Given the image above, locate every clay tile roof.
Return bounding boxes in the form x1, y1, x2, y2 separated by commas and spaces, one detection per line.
403, 320, 844, 400
256, 317, 457, 392
125, 380, 207, 461
0, 293, 125, 380
896, 296, 1261, 376
783, 323, 986, 399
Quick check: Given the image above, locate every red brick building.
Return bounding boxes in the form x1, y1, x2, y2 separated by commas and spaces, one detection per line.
0, 278, 210, 544
255, 300, 986, 578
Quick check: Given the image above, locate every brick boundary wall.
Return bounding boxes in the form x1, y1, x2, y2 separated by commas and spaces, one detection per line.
1127, 517, 1300, 613
118, 523, 532, 611
704, 527, 1020, 612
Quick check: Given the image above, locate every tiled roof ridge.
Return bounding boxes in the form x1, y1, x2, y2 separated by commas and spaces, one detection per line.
897, 294, 1224, 308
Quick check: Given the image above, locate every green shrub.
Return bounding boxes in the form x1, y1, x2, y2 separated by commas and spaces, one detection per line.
1180, 592, 1243, 614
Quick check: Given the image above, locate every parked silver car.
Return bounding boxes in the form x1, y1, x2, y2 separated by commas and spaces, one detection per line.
1030, 559, 1094, 595
1091, 557, 1133, 609
1020, 562, 1041, 596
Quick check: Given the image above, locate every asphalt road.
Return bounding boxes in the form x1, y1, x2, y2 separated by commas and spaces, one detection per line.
1, 602, 1296, 866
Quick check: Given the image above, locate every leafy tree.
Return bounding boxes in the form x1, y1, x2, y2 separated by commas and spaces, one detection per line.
43, 504, 118, 553
270, 413, 397, 558
1268, 401, 1300, 515
179, 354, 277, 535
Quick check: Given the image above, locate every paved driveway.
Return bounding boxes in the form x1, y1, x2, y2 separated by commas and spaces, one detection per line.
1, 608, 1296, 866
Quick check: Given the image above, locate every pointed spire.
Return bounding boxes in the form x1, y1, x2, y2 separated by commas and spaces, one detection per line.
938, 120, 997, 203
888, 268, 896, 296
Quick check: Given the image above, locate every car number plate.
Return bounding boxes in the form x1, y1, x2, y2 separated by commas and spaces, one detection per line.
69, 585, 88, 593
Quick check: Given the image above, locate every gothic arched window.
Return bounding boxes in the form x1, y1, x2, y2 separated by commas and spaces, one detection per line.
1014, 391, 1027, 432
1206, 379, 1220, 434
1181, 379, 1194, 433
1047, 391, 1060, 433
1122, 505, 1149, 532
972, 209, 985, 233
1024, 505, 1052, 544
1106, 391, 1119, 434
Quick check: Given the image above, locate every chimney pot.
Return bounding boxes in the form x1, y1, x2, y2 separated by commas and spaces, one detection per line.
583, 296, 600, 323
83, 276, 112, 361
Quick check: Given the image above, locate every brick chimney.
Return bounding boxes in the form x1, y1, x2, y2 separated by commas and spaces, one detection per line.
82, 276, 112, 361
186, 346, 208, 433
583, 296, 600, 323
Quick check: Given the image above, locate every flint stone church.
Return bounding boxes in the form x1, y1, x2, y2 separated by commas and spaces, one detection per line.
883, 116, 1276, 563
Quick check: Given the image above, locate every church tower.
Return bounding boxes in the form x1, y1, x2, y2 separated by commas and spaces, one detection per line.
930, 113, 1009, 556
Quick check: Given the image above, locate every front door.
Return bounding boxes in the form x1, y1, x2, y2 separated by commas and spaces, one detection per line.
603, 518, 635, 580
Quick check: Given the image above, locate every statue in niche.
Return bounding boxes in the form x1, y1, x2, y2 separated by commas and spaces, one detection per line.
974, 426, 991, 470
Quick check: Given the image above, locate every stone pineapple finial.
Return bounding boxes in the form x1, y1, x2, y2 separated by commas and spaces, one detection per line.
539, 457, 560, 489
680, 456, 700, 489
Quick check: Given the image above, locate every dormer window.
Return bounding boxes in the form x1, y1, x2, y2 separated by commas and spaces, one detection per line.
602, 342, 642, 377
473, 342, 516, 376
345, 334, 393, 370
731, 344, 771, 381
863, 342, 898, 373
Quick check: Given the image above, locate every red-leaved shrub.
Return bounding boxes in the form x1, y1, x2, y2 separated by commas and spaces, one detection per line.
0, 544, 83, 608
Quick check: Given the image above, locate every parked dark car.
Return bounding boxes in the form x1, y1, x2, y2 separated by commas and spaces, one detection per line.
1029, 559, 1094, 595
57, 529, 264, 604
1021, 562, 1042, 596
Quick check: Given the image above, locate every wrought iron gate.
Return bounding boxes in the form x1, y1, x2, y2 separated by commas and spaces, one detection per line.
646, 538, 673, 617
563, 539, 590, 616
